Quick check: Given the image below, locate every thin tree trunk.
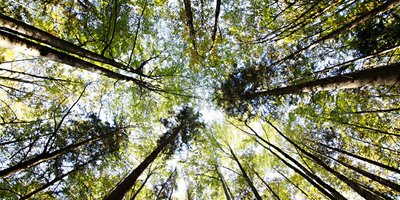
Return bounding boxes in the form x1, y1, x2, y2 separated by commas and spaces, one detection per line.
104, 125, 182, 200
274, 168, 309, 198
269, 0, 400, 67
210, 0, 221, 47
0, 13, 142, 74
0, 131, 116, 178
312, 140, 400, 174
215, 164, 231, 200
320, 152, 400, 192
245, 124, 345, 200
228, 146, 262, 200
255, 140, 337, 200
20, 159, 95, 199
183, 0, 198, 54
248, 63, 400, 98
0, 29, 152, 89
254, 170, 280, 200
130, 172, 153, 200
339, 108, 400, 115
266, 121, 386, 200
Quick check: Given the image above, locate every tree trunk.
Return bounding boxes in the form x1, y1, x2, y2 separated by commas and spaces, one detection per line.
104, 126, 182, 200
228, 146, 262, 200
254, 170, 280, 200
20, 159, 94, 199
249, 63, 400, 98
266, 121, 386, 200
0, 13, 140, 73
215, 164, 232, 200
246, 124, 345, 200
274, 168, 309, 197
0, 131, 115, 178
0, 29, 152, 89
130, 172, 153, 200
313, 141, 400, 174
321, 152, 400, 192
270, 0, 400, 67
254, 139, 339, 200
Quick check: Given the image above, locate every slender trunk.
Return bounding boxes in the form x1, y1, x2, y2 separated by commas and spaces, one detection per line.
339, 107, 400, 114
246, 125, 345, 200
215, 164, 231, 200
249, 63, 400, 98
130, 172, 152, 200
274, 169, 309, 197
270, 0, 400, 67
313, 141, 400, 174
210, 0, 221, 45
266, 121, 385, 200
183, 0, 198, 53
0, 131, 115, 178
0, 13, 140, 73
321, 152, 400, 192
0, 29, 152, 89
254, 139, 339, 200
20, 159, 94, 199
228, 146, 262, 200
104, 126, 182, 200
156, 169, 176, 200
255, 140, 337, 200
254, 170, 280, 200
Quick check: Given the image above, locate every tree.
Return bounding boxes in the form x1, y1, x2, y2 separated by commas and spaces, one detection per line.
104, 106, 204, 200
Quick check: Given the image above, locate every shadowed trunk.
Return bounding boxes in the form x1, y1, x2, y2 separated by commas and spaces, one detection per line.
0, 131, 116, 178
0, 29, 152, 89
266, 121, 389, 200
229, 146, 262, 200
0, 13, 142, 74
104, 125, 182, 200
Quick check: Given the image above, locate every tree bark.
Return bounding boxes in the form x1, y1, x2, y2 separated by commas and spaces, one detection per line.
0, 13, 141, 74
104, 126, 182, 200
228, 146, 262, 200
248, 63, 400, 98
0, 29, 152, 89
0, 131, 116, 178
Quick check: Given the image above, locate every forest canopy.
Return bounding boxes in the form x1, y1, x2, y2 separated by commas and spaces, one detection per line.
0, 0, 399, 199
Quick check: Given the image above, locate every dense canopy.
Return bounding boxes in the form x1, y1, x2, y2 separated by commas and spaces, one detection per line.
0, 0, 399, 199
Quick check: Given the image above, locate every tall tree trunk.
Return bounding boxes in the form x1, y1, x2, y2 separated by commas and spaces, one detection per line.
245, 124, 345, 200
228, 146, 262, 200
312, 140, 400, 174
0, 131, 116, 178
20, 159, 95, 199
270, 0, 400, 67
104, 126, 182, 200
319, 152, 400, 192
215, 164, 232, 200
183, 0, 198, 54
0, 29, 152, 89
266, 121, 387, 200
254, 170, 280, 200
248, 63, 400, 98
0, 13, 141, 74
274, 168, 309, 197
253, 138, 340, 200
130, 172, 153, 200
